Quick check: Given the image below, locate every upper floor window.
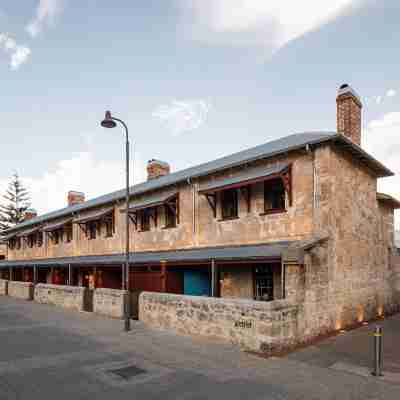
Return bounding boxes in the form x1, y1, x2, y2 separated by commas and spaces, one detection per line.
87, 221, 98, 240
105, 212, 115, 238
64, 223, 73, 243
140, 209, 151, 232
37, 232, 43, 247
264, 179, 286, 213
164, 205, 176, 228
9, 238, 16, 250
27, 234, 36, 248
52, 229, 62, 245
221, 189, 238, 220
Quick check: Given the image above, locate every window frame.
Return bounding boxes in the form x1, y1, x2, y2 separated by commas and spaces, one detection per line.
104, 212, 115, 238
52, 229, 63, 245
220, 188, 239, 220
140, 209, 151, 232
65, 223, 73, 243
86, 221, 98, 240
262, 178, 286, 215
37, 232, 43, 247
164, 204, 176, 229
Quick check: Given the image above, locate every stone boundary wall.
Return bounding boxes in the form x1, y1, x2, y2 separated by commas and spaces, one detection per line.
139, 292, 300, 353
0, 279, 8, 296
34, 284, 86, 312
93, 288, 127, 319
8, 281, 34, 300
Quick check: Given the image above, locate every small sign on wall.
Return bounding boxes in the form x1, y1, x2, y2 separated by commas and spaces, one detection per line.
234, 318, 255, 331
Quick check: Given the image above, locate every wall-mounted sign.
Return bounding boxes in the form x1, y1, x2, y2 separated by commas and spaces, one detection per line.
234, 318, 255, 330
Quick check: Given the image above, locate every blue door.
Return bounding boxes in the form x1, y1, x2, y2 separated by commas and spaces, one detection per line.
184, 270, 210, 296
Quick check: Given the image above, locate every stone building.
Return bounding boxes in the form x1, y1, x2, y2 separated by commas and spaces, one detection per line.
1, 84, 400, 351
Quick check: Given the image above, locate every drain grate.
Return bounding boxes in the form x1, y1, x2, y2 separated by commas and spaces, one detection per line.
109, 365, 146, 380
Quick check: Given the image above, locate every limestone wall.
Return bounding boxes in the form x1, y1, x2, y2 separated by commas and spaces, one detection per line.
93, 288, 127, 319
34, 284, 86, 312
8, 281, 34, 300
139, 292, 300, 353
310, 145, 399, 334
0, 279, 8, 295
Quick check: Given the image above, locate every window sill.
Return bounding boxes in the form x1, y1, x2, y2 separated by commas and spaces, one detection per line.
260, 209, 287, 216
218, 216, 239, 222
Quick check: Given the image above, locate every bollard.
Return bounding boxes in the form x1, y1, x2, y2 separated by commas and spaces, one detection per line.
372, 325, 383, 376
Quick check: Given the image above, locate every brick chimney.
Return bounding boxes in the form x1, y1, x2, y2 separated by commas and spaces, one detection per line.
24, 208, 37, 221
147, 159, 170, 180
336, 83, 363, 146
68, 191, 85, 207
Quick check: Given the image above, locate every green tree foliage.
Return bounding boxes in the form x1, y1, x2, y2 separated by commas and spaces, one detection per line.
0, 173, 31, 235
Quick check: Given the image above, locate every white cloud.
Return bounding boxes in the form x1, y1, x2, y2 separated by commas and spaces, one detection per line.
376, 95, 382, 105
152, 99, 212, 136
387, 89, 397, 98
26, 0, 63, 37
0, 33, 31, 70
0, 150, 146, 217
365, 112, 400, 228
179, 0, 356, 51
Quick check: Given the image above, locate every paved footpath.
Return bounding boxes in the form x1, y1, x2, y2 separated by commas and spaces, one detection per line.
0, 296, 399, 400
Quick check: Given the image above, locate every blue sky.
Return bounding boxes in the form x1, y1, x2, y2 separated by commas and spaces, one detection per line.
1, 0, 400, 225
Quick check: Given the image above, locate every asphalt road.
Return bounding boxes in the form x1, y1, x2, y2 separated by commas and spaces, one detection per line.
0, 296, 399, 400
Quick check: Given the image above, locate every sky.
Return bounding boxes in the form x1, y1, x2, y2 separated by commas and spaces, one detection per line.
1, 0, 400, 226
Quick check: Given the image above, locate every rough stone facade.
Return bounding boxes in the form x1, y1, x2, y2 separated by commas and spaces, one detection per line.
8, 281, 34, 300
93, 288, 127, 319
0, 279, 8, 296
6, 150, 314, 261
2, 84, 399, 352
139, 292, 299, 353
34, 284, 86, 312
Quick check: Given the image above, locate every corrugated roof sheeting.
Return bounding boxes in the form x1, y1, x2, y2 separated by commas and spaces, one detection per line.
3, 132, 393, 234
0, 242, 292, 268
198, 164, 288, 193
73, 207, 114, 224
124, 191, 178, 213
43, 219, 73, 232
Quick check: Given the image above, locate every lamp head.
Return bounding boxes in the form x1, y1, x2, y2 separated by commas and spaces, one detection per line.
101, 111, 117, 129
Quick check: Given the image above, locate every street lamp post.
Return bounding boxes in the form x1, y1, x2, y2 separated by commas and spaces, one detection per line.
101, 111, 131, 332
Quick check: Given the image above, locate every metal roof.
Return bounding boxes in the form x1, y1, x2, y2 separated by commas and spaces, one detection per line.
43, 218, 73, 232
377, 193, 400, 209
124, 191, 178, 213
0, 242, 292, 268
73, 207, 113, 224
17, 226, 42, 237
4, 132, 393, 234
198, 163, 288, 193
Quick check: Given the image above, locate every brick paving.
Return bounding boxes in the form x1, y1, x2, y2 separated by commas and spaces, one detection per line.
0, 296, 399, 399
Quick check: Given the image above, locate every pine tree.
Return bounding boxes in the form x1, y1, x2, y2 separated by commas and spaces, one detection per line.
0, 173, 31, 235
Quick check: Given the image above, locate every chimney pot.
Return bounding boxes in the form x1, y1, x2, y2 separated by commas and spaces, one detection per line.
336, 83, 363, 146
68, 191, 85, 207
147, 159, 170, 180
24, 208, 37, 221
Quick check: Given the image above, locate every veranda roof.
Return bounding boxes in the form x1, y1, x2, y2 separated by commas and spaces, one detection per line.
198, 164, 289, 194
